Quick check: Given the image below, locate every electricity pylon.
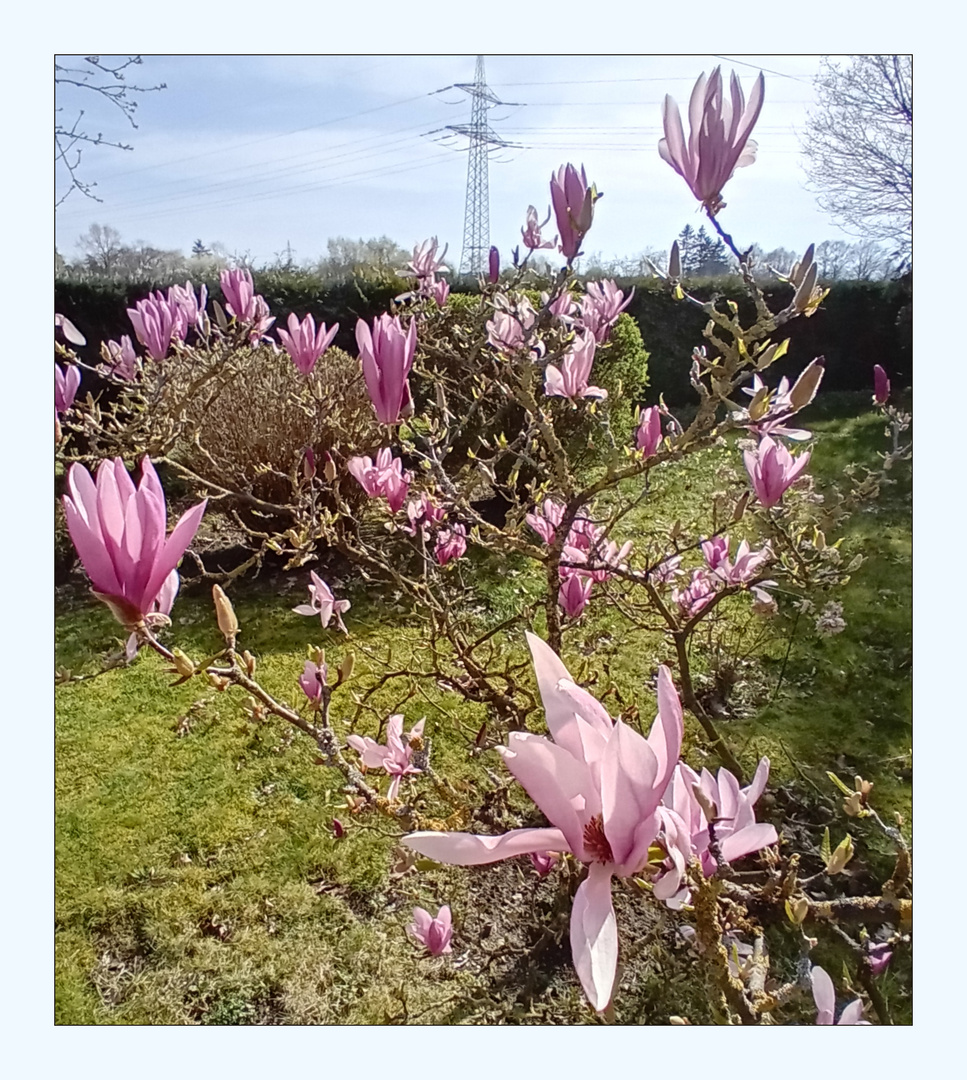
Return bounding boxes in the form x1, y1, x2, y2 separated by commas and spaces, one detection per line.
448, 56, 516, 275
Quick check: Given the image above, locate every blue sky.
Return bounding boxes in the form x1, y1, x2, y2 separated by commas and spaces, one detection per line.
55, 54, 858, 267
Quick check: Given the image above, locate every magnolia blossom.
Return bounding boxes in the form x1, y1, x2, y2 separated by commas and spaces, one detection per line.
407, 238, 449, 280
357, 314, 416, 425
403, 492, 447, 536
292, 570, 351, 634
579, 280, 634, 343
407, 905, 452, 956
347, 715, 426, 801
701, 536, 772, 586
127, 294, 184, 361
544, 331, 607, 401
743, 435, 811, 508
277, 313, 338, 376
867, 942, 893, 977
521, 205, 556, 250
428, 277, 450, 307
219, 267, 256, 321
547, 290, 578, 320
55, 363, 81, 417
873, 364, 891, 406
525, 499, 567, 546
62, 457, 207, 628
738, 359, 824, 441
558, 572, 593, 618
528, 850, 559, 877
659, 67, 765, 214
671, 569, 717, 619
298, 659, 328, 702
101, 336, 140, 381
404, 633, 684, 1012
811, 966, 869, 1026
550, 163, 597, 259
635, 407, 663, 458
655, 758, 778, 904
650, 555, 682, 586
167, 281, 208, 331
55, 313, 86, 346
347, 447, 411, 511
486, 298, 538, 357
434, 524, 467, 566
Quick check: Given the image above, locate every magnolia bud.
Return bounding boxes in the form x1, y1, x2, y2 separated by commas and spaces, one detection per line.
171, 648, 196, 679
785, 897, 809, 925
303, 447, 316, 480
731, 491, 750, 524
668, 240, 682, 281
691, 784, 717, 824
792, 262, 819, 314
242, 650, 256, 676
212, 585, 239, 639
207, 673, 230, 691
787, 357, 825, 412
825, 834, 855, 875
323, 452, 337, 483
843, 792, 864, 817
338, 651, 355, 683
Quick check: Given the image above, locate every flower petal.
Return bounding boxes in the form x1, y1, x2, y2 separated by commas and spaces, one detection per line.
402, 827, 568, 865
570, 861, 618, 1012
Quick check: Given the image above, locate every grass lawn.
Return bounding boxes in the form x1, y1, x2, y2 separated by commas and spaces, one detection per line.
54, 393, 911, 1024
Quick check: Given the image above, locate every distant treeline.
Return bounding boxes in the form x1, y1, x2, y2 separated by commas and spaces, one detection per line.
55, 270, 911, 405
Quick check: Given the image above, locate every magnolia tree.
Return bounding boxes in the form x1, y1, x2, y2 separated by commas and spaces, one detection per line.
54, 67, 911, 1023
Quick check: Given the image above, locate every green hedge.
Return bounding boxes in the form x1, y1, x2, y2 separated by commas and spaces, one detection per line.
55, 271, 911, 406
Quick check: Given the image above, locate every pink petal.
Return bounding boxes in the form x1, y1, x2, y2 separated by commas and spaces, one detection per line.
570, 861, 618, 1012
402, 827, 569, 865
601, 720, 659, 869
720, 822, 777, 863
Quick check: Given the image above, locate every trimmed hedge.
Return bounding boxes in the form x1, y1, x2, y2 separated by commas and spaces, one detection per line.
55, 270, 911, 406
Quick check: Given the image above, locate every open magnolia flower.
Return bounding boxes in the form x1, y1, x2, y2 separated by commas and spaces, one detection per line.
403, 631, 683, 1012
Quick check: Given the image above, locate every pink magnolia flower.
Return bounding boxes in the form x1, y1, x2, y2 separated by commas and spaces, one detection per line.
656, 758, 778, 903
544, 331, 607, 401
873, 364, 891, 406
55, 363, 81, 417
403, 633, 684, 1012
125, 569, 179, 659
659, 67, 765, 214
550, 163, 597, 259
101, 336, 140, 381
558, 572, 593, 618
579, 280, 634, 343
525, 499, 566, 546
407, 905, 452, 956
356, 314, 416, 425
55, 313, 86, 346
521, 205, 556, 250
635, 407, 663, 457
407, 238, 449, 280
528, 850, 559, 877
671, 569, 718, 619
811, 966, 870, 1025
429, 277, 450, 307
486, 298, 538, 357
743, 435, 811, 508
867, 942, 893, 977
434, 524, 467, 566
403, 492, 447, 535
547, 290, 577, 320
347, 715, 426, 801
292, 570, 350, 634
701, 535, 730, 573
739, 359, 824, 441
347, 447, 411, 511
717, 538, 773, 586
167, 281, 208, 331
298, 658, 328, 703
127, 295, 183, 361
62, 457, 207, 628
650, 555, 682, 586
277, 312, 339, 376
219, 267, 257, 321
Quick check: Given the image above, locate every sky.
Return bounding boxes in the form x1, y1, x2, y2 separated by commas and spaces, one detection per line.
54, 54, 860, 270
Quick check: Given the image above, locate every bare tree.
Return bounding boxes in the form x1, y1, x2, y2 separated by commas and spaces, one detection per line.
55, 55, 166, 208
801, 56, 912, 261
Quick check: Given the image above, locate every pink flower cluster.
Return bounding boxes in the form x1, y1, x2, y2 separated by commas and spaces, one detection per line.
403, 633, 777, 1012
348, 448, 412, 513
348, 714, 426, 801
577, 280, 634, 343
527, 500, 631, 618
126, 281, 210, 360
486, 297, 539, 358
663, 535, 774, 619
220, 268, 274, 336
